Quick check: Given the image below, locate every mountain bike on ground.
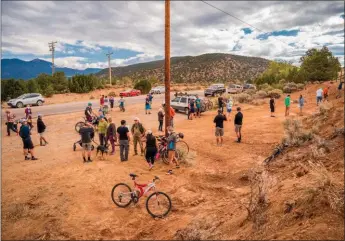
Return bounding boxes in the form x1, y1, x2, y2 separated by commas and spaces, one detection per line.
111, 174, 172, 218
75, 116, 99, 133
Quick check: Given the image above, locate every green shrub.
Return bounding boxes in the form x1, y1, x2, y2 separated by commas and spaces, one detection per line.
254, 90, 268, 99
134, 80, 152, 94
297, 83, 305, 90
44, 85, 54, 97
108, 91, 116, 97
234, 93, 253, 103
267, 89, 283, 99
258, 83, 271, 90
283, 82, 298, 93
244, 89, 257, 95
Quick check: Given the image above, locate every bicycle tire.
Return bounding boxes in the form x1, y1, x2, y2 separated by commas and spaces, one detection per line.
75, 121, 85, 133
146, 191, 172, 218
176, 140, 189, 155
111, 183, 133, 208
263, 156, 273, 164
161, 150, 179, 164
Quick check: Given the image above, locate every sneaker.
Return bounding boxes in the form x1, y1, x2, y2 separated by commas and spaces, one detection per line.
133, 153, 138, 156
110, 152, 115, 155
140, 152, 144, 156
150, 164, 154, 170
25, 156, 30, 160
175, 165, 180, 169
166, 170, 173, 175
31, 157, 38, 160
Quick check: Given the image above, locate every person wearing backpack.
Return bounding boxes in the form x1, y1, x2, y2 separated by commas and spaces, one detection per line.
166, 126, 180, 175
37, 114, 48, 146
131, 117, 146, 156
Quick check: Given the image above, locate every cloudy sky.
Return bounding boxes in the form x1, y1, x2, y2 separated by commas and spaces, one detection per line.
2, 1, 344, 70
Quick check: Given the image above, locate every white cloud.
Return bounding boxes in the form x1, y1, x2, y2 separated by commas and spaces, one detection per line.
2, 1, 344, 67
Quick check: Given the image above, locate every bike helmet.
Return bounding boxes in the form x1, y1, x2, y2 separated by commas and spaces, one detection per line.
88, 102, 92, 106
178, 132, 184, 139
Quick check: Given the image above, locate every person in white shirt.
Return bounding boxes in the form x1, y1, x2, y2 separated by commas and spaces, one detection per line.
226, 98, 234, 121
316, 88, 323, 106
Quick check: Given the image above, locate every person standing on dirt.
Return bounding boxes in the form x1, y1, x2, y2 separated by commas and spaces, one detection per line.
316, 88, 323, 105
103, 96, 109, 114
85, 103, 95, 123
226, 98, 234, 121
145, 95, 151, 114
5, 110, 17, 136
117, 120, 131, 162
109, 96, 115, 111
158, 108, 165, 132
19, 120, 38, 160
107, 117, 117, 155
79, 122, 94, 163
270, 97, 275, 117
98, 116, 108, 146
284, 94, 291, 116
336, 81, 344, 99
119, 96, 125, 111
145, 130, 158, 170
100, 95, 105, 107
167, 106, 175, 127
37, 114, 48, 146
131, 117, 146, 156
213, 109, 227, 146
189, 98, 195, 120
218, 96, 224, 113
166, 126, 180, 175
195, 95, 202, 118
27, 115, 34, 130
299, 95, 305, 116
234, 107, 243, 143
25, 105, 32, 119
323, 86, 330, 102
149, 93, 153, 109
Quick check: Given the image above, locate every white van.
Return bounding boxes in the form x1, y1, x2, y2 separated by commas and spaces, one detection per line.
227, 84, 243, 94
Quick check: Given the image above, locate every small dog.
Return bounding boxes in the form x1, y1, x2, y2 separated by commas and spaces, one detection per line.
96, 144, 109, 160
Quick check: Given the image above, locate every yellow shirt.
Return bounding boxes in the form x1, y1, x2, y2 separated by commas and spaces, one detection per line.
98, 121, 108, 134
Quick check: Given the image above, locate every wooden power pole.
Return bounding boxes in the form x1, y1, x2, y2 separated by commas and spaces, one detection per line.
106, 52, 113, 85
164, 0, 171, 137
48, 41, 57, 75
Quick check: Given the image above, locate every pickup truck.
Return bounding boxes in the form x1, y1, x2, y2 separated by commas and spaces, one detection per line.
162, 95, 206, 115
204, 84, 226, 97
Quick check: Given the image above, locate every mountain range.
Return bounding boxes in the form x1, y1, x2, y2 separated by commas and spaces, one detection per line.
96, 53, 270, 83
1, 58, 101, 80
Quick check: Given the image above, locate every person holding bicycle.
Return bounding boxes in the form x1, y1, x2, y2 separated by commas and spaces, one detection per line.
166, 126, 179, 175
145, 130, 158, 170
85, 102, 96, 123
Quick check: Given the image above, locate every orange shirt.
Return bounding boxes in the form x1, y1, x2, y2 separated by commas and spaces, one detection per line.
323, 88, 328, 94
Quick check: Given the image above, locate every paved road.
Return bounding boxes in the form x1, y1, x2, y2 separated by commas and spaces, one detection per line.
4, 91, 204, 118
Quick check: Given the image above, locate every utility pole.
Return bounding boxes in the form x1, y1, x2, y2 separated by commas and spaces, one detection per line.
164, 0, 171, 137
106, 51, 113, 85
48, 41, 57, 75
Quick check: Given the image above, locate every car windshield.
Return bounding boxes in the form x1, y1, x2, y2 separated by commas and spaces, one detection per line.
210, 85, 218, 89
17, 94, 27, 99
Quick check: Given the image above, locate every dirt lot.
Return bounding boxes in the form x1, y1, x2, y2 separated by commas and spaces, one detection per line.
1, 83, 343, 240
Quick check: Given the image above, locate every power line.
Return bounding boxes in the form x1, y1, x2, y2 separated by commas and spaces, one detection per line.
200, 1, 294, 48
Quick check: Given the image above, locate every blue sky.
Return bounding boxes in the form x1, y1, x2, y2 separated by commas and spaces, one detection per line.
2, 1, 344, 69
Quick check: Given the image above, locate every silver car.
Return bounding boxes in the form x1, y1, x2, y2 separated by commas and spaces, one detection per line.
7, 93, 45, 108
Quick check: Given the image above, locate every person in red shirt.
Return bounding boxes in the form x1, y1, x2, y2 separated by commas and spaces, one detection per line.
323, 86, 330, 101
100, 95, 105, 106
25, 105, 32, 119
169, 106, 175, 127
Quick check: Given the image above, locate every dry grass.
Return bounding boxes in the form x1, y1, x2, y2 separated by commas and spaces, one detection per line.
283, 119, 313, 146
233, 93, 253, 104
253, 90, 267, 99
252, 99, 267, 106
319, 101, 334, 115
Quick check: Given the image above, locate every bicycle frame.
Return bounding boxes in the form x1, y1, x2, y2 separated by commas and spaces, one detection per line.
134, 181, 156, 198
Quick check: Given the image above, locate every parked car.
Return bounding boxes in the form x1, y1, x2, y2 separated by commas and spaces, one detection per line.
204, 83, 226, 97
163, 95, 206, 115
227, 84, 244, 94
243, 83, 256, 90
119, 89, 141, 97
7, 93, 45, 108
150, 86, 165, 94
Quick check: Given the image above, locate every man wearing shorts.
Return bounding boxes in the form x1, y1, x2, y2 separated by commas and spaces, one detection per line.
195, 95, 202, 118
234, 107, 243, 143
19, 120, 38, 160
285, 94, 291, 116
166, 126, 179, 175
189, 98, 195, 120
79, 122, 94, 163
37, 114, 48, 146
213, 109, 227, 146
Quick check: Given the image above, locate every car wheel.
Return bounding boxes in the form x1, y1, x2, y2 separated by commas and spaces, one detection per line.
184, 107, 189, 115
16, 102, 24, 108
211, 93, 215, 97
37, 100, 43, 106
157, 91, 160, 94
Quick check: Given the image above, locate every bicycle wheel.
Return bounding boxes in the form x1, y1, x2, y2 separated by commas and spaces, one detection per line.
75, 121, 85, 133
146, 191, 172, 218
161, 150, 179, 164
263, 156, 273, 164
111, 183, 133, 208
176, 140, 189, 155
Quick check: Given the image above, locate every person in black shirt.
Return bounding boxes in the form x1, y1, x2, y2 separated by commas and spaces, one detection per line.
145, 130, 158, 170
37, 114, 48, 146
234, 107, 243, 143
117, 120, 131, 161
269, 97, 275, 117
218, 96, 224, 113
79, 122, 94, 162
19, 120, 38, 160
213, 109, 227, 146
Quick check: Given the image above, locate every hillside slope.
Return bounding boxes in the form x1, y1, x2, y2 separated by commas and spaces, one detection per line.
1, 59, 101, 80
96, 53, 270, 83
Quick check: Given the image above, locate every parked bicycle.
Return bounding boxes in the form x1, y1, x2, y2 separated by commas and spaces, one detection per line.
111, 174, 172, 218
263, 143, 289, 165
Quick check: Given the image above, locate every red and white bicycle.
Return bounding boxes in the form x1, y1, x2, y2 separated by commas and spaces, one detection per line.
111, 174, 172, 218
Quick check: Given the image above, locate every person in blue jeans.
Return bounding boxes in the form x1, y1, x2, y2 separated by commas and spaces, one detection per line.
299, 95, 305, 116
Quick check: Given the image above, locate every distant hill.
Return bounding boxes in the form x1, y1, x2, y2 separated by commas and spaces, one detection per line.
1, 58, 101, 80
96, 53, 270, 83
